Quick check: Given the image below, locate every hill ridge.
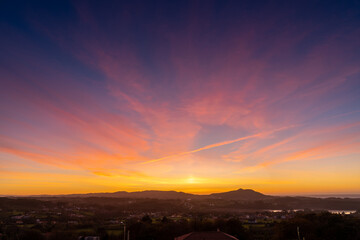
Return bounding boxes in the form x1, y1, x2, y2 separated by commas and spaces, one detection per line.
23, 188, 271, 200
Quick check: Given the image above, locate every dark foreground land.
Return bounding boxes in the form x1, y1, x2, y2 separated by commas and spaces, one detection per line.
0, 195, 360, 240
0, 197, 360, 240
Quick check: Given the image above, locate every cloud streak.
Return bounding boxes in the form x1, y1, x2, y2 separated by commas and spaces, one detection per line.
143, 125, 298, 164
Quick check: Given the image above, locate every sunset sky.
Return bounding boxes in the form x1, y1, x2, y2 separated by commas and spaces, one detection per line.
1, 0, 360, 195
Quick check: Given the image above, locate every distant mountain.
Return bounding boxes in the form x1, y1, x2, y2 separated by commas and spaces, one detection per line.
209, 188, 271, 201
27, 188, 271, 200
87, 190, 195, 199
28, 190, 197, 199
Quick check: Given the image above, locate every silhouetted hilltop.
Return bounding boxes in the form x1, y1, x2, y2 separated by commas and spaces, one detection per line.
209, 188, 271, 200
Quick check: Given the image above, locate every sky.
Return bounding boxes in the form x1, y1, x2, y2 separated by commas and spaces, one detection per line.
0, 0, 360, 195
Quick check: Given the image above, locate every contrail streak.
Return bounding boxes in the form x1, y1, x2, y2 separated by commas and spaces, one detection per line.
142, 125, 297, 164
